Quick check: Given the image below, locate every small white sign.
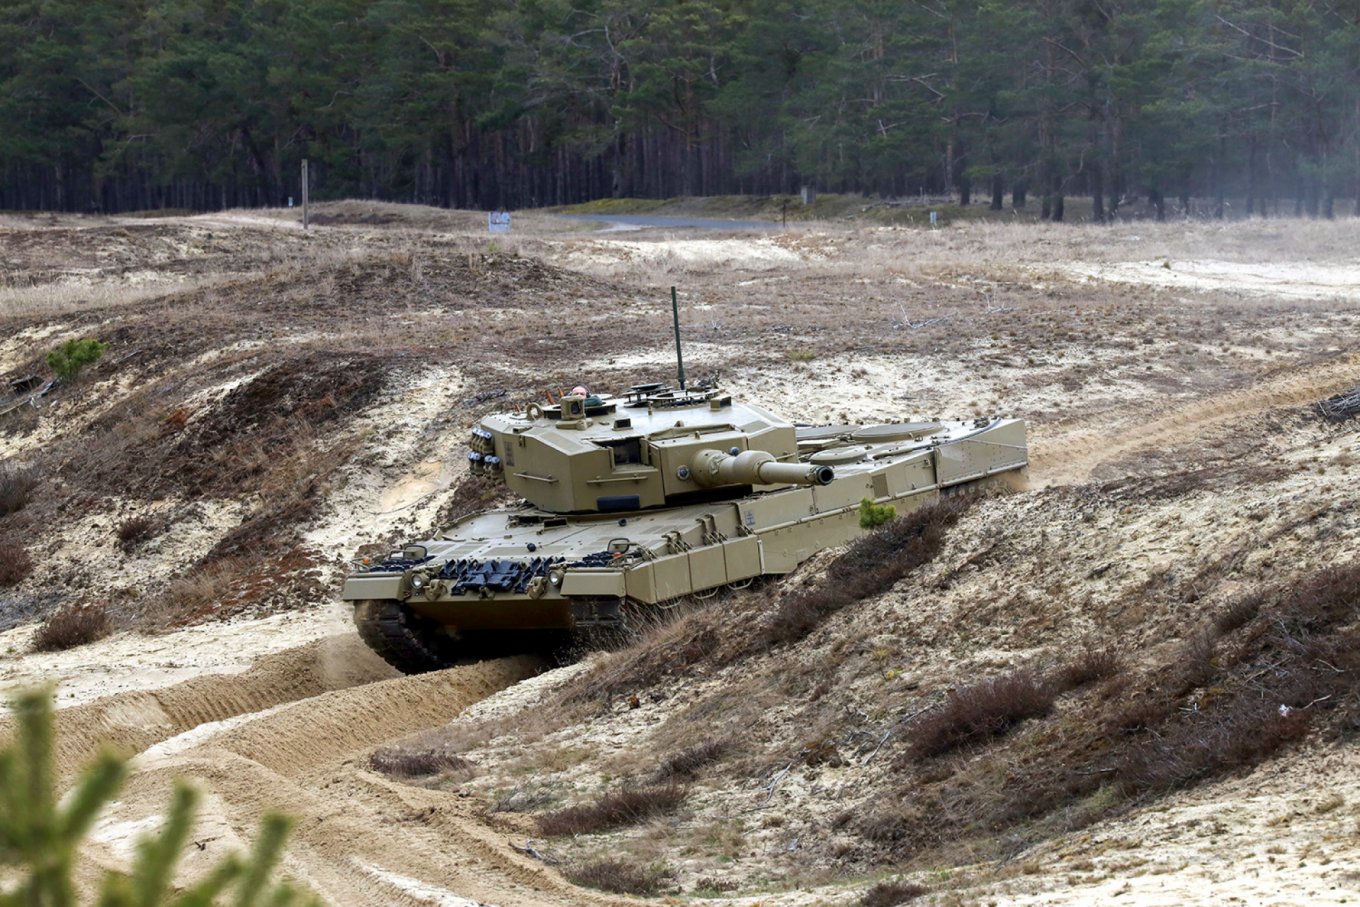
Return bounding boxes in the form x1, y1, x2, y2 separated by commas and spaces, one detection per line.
488, 210, 511, 234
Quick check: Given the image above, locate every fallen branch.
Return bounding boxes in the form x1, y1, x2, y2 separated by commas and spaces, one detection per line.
1317, 386, 1360, 421
509, 840, 559, 865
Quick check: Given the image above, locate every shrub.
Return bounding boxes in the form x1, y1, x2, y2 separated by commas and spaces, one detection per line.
29, 602, 112, 652
1214, 593, 1263, 635
566, 859, 667, 896
368, 747, 474, 778
1173, 630, 1217, 695
0, 535, 33, 586
537, 783, 686, 836
861, 881, 929, 906
1054, 648, 1121, 691
116, 515, 158, 551
859, 497, 897, 530
656, 739, 728, 781
1116, 696, 1310, 795
46, 337, 107, 381
0, 461, 38, 517
910, 668, 1056, 759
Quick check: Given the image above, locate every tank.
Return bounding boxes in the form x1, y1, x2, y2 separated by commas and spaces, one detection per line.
343, 382, 1028, 673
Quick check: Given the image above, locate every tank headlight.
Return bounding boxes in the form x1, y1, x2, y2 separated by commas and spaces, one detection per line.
410, 573, 426, 590
549, 569, 564, 587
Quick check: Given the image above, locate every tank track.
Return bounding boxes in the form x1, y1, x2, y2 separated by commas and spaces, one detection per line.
353, 599, 460, 674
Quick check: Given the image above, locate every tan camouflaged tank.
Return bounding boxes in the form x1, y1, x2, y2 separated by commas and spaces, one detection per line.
342, 381, 1027, 673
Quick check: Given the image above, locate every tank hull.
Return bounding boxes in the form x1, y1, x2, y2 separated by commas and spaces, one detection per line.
343, 417, 1026, 660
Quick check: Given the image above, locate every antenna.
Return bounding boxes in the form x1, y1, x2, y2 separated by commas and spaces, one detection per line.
671, 286, 687, 391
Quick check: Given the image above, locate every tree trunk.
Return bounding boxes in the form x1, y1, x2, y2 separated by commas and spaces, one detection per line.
990, 173, 1003, 210
1091, 161, 1106, 224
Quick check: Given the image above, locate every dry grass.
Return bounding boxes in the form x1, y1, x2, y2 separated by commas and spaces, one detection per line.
1054, 648, 1122, 691
565, 859, 668, 896
0, 462, 37, 517
0, 535, 33, 586
116, 515, 158, 551
861, 881, 929, 906
0, 276, 219, 320
537, 783, 686, 836
30, 602, 112, 652
141, 558, 249, 626
908, 668, 1057, 759
655, 739, 729, 782
368, 747, 475, 779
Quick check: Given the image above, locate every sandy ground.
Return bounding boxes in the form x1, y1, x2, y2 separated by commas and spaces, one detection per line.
2, 205, 1359, 905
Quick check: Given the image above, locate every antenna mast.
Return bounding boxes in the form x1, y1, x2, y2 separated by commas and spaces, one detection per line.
671, 286, 687, 390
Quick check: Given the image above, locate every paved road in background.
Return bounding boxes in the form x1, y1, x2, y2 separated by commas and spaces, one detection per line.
553, 213, 781, 231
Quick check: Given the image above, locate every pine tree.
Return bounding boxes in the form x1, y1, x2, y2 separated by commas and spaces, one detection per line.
0, 688, 319, 907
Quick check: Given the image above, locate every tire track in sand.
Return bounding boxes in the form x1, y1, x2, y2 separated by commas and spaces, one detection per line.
0, 632, 398, 785
86, 656, 622, 907
1030, 351, 1360, 488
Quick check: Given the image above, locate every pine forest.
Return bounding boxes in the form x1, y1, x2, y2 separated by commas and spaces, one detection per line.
1, 0, 1357, 218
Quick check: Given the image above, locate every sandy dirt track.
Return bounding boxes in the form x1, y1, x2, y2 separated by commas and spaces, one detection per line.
1030, 349, 1360, 486
76, 654, 623, 906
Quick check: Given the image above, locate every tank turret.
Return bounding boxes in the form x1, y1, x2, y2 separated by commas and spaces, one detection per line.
465, 383, 815, 514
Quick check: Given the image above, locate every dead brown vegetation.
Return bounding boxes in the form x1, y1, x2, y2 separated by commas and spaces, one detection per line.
30, 602, 112, 652
0, 534, 33, 586
655, 739, 729, 782
116, 515, 158, 551
0, 461, 37, 517
536, 783, 686, 836
861, 881, 929, 906
565, 859, 668, 896
908, 668, 1056, 759
368, 747, 475, 779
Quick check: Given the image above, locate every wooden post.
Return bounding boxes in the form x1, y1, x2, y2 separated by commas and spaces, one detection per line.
301, 159, 310, 229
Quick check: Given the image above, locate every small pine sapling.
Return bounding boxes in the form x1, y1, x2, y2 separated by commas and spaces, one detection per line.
859, 497, 897, 530
46, 338, 107, 382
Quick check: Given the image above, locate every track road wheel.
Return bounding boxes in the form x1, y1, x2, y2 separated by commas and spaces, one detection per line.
353, 599, 460, 675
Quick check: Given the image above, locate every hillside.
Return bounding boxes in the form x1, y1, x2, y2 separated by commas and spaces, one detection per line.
1, 202, 1358, 904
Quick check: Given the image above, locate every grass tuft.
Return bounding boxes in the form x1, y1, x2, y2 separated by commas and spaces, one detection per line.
861, 881, 929, 906
1214, 593, 1263, 634
0, 462, 38, 517
1054, 648, 1121, 691
368, 747, 474, 779
537, 783, 686, 836
30, 602, 112, 652
0, 535, 33, 586
116, 515, 158, 551
909, 667, 1056, 759
655, 738, 728, 781
566, 859, 667, 896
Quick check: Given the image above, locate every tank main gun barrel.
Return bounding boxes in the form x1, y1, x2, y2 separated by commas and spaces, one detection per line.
690, 449, 834, 488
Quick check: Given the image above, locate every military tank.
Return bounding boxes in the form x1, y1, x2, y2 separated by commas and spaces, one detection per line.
343, 379, 1028, 674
